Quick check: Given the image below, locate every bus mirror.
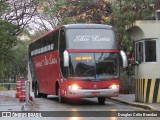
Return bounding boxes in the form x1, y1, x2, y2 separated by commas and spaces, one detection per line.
63, 50, 69, 67
120, 50, 128, 68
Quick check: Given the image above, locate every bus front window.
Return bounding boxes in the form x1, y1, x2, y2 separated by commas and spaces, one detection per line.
68, 53, 119, 80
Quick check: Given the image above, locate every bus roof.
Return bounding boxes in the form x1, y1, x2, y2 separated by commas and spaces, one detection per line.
29, 24, 113, 45
63, 24, 113, 29
29, 26, 62, 45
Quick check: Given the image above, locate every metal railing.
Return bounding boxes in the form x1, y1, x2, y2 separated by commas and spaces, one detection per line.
0, 83, 16, 90
21, 80, 33, 111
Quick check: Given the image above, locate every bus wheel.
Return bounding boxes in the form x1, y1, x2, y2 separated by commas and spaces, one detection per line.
58, 88, 65, 103
98, 97, 106, 105
42, 94, 47, 98
34, 84, 42, 98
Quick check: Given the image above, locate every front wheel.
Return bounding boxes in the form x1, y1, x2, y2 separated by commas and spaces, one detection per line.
98, 97, 106, 105
42, 94, 47, 98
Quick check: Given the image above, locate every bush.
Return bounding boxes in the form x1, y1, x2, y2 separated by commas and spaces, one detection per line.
119, 71, 135, 94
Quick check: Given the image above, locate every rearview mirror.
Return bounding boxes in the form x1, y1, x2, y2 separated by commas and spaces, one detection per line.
120, 50, 128, 68
63, 50, 69, 67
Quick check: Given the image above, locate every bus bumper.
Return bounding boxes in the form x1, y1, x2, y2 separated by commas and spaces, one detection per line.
66, 86, 119, 98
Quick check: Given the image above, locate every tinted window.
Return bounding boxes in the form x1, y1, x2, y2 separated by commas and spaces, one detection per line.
29, 31, 59, 57
135, 40, 157, 63
59, 29, 67, 78
68, 53, 119, 80
145, 41, 156, 62
135, 42, 143, 63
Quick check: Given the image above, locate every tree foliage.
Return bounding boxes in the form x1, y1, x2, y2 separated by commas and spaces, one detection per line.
0, 20, 17, 80
0, 20, 17, 55
108, 0, 160, 50
1, 0, 37, 35
0, 0, 35, 80
57, 0, 112, 24
35, 0, 160, 50
0, 39, 28, 81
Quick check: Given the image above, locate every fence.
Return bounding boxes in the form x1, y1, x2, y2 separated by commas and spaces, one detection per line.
0, 80, 33, 111
0, 83, 16, 91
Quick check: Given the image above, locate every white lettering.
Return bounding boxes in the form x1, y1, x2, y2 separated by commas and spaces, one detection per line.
35, 60, 44, 68
28, 113, 42, 117
35, 55, 57, 68
74, 35, 111, 42
117, 113, 132, 117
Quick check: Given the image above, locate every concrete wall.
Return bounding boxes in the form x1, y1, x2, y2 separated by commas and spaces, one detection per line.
127, 20, 160, 103
127, 20, 160, 79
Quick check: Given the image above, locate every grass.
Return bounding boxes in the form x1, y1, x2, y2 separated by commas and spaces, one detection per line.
0, 85, 16, 91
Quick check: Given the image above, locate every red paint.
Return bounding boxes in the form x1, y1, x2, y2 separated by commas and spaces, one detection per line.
32, 50, 120, 97
30, 24, 121, 99
33, 50, 60, 95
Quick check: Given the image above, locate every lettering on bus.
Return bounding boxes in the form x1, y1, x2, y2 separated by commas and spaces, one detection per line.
74, 35, 111, 42
75, 56, 92, 60
35, 54, 57, 68
31, 44, 54, 56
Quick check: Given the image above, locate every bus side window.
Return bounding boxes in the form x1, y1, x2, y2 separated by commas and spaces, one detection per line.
59, 29, 68, 78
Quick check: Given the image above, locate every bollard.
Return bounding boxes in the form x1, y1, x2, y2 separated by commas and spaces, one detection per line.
25, 80, 33, 101
15, 78, 22, 98
19, 79, 26, 102
21, 80, 33, 111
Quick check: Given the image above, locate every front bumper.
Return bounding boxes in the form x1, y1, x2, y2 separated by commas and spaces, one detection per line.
67, 87, 119, 98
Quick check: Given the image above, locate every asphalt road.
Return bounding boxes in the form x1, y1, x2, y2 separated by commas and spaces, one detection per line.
0, 91, 159, 120
28, 95, 159, 120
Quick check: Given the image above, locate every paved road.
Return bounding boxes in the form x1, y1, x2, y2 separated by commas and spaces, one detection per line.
0, 91, 159, 120
28, 95, 159, 120
31, 95, 145, 111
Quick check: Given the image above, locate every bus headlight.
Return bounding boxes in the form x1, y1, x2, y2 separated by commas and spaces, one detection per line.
109, 84, 119, 89
68, 84, 81, 90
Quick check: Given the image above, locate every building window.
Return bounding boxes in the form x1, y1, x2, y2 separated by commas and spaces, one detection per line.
135, 40, 157, 63
135, 42, 143, 63
145, 40, 156, 62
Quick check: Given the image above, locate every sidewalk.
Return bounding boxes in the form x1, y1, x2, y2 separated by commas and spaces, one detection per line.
0, 90, 33, 111
110, 94, 160, 111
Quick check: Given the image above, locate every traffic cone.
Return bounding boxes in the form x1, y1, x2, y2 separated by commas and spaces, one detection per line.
19, 79, 26, 102
15, 78, 22, 98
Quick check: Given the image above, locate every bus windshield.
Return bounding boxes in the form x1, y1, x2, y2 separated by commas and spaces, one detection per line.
66, 29, 116, 49
68, 53, 119, 80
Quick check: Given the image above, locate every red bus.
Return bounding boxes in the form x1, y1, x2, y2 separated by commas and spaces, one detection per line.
28, 24, 127, 104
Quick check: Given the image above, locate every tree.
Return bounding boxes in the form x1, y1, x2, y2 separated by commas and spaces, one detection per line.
107, 0, 159, 51
0, 0, 36, 80
1, 0, 37, 35
0, 20, 17, 58
57, 0, 112, 24
29, 0, 112, 31
0, 20, 18, 80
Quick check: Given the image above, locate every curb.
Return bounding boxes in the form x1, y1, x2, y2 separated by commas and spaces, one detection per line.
108, 97, 155, 110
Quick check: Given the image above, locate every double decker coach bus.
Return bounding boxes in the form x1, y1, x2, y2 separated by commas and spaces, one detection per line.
28, 24, 127, 104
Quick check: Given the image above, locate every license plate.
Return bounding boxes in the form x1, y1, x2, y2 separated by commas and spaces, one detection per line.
91, 92, 100, 96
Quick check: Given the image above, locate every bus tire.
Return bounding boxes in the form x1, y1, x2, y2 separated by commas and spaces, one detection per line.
34, 84, 42, 98
98, 97, 106, 105
58, 88, 65, 103
42, 94, 47, 98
